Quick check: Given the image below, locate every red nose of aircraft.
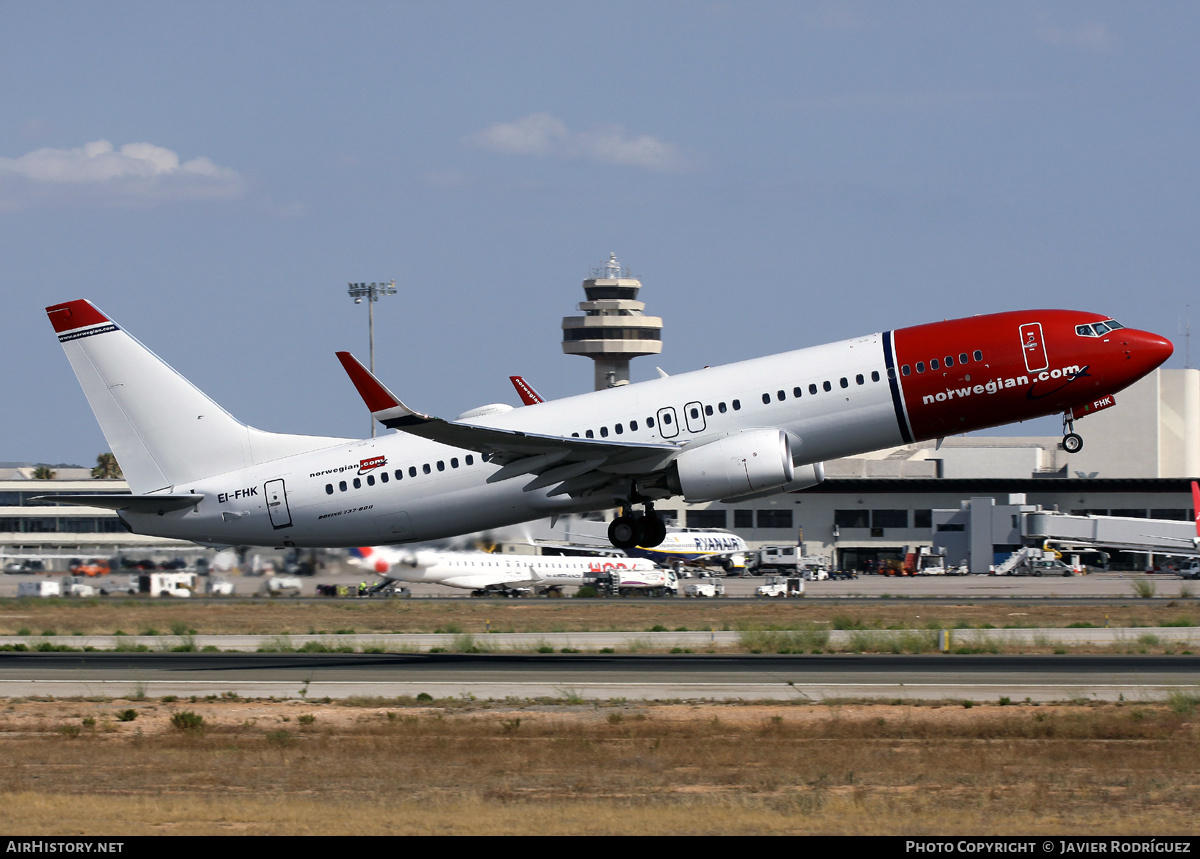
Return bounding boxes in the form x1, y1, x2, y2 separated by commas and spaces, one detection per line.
1126, 329, 1174, 377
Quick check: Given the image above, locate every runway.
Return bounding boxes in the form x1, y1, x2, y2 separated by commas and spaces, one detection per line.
0, 651, 1195, 702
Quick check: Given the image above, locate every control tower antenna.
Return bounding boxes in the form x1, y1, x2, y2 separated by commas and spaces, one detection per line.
561, 253, 663, 390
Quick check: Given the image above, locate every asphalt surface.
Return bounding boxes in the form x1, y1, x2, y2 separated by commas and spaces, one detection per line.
0, 651, 1195, 703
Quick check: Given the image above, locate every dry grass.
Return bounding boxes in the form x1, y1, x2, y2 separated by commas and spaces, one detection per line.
0, 598, 1196, 637
0, 697, 1197, 834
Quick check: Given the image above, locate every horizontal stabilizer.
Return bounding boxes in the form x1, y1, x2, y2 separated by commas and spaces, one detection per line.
31, 494, 204, 514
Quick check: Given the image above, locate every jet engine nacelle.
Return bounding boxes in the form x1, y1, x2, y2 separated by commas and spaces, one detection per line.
670, 428, 795, 503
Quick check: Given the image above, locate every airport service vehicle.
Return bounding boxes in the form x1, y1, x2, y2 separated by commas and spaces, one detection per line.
584, 565, 678, 597
205, 576, 236, 596
755, 575, 805, 598
17, 580, 60, 598
349, 546, 661, 596
682, 573, 725, 598
70, 558, 110, 577
624, 528, 748, 572
40, 300, 1171, 552
136, 572, 197, 597
59, 576, 96, 597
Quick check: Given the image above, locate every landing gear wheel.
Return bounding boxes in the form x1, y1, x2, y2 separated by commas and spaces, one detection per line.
638, 515, 667, 548
1063, 433, 1084, 454
608, 516, 643, 550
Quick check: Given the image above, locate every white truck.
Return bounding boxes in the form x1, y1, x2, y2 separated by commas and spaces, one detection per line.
582, 567, 678, 597
18, 580, 61, 598
682, 573, 725, 598
136, 572, 197, 597
59, 575, 96, 597
755, 575, 805, 598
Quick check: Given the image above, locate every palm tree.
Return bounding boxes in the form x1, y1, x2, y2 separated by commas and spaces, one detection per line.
91, 452, 123, 479
32, 465, 56, 479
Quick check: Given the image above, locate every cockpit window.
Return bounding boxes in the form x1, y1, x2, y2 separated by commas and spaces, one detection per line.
1091, 322, 1110, 336
1106, 320, 1124, 330
1076, 325, 1096, 337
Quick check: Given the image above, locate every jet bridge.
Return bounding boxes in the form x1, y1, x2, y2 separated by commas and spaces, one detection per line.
1022, 511, 1198, 558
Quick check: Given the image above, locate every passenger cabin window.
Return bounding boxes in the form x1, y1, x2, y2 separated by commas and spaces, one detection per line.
902, 365, 911, 376
944, 356, 953, 367
839, 377, 848, 388
422, 464, 431, 475
930, 359, 939, 370
732, 400, 741, 410
959, 353, 968, 364
823, 380, 832, 392
776, 390, 785, 401
762, 393, 770, 404
718, 403, 726, 414
793, 387, 802, 398
872, 371, 880, 382
630, 420, 638, 431
973, 350, 983, 361
809, 383, 818, 395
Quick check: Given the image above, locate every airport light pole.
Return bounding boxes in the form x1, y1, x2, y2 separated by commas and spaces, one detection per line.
347, 280, 397, 437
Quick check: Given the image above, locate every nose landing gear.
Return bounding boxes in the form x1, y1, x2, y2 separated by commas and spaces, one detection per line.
1061, 412, 1084, 454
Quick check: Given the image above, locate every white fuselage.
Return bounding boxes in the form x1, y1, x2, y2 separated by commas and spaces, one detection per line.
124, 335, 899, 547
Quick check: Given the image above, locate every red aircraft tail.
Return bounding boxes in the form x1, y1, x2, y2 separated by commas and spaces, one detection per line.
509, 375, 544, 405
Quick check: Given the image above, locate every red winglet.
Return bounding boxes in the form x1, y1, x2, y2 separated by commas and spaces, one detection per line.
335, 352, 401, 414
46, 300, 110, 333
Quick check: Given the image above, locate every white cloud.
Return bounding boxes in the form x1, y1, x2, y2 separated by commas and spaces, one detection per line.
1033, 16, 1117, 53
467, 113, 693, 172
0, 140, 245, 210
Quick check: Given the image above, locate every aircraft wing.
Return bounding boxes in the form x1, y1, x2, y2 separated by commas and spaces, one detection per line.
336, 352, 679, 496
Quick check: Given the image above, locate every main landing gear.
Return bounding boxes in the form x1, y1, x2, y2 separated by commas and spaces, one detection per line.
608, 491, 668, 550
1061, 412, 1084, 454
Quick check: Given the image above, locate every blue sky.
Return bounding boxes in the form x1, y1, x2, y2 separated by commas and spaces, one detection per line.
4, 2, 1197, 467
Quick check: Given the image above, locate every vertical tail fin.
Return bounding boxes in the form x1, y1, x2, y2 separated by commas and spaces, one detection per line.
47, 300, 348, 493
509, 375, 545, 405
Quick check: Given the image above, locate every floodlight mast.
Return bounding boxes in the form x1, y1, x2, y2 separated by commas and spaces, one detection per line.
347, 280, 397, 437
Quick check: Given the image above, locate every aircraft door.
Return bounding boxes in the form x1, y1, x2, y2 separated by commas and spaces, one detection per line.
684, 401, 706, 433
656, 406, 679, 439
1019, 323, 1049, 374
264, 479, 292, 530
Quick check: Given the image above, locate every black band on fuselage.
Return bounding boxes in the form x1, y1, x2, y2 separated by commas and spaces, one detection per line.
882, 331, 914, 444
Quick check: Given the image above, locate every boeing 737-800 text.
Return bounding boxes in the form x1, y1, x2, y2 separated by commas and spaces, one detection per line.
41, 300, 1171, 550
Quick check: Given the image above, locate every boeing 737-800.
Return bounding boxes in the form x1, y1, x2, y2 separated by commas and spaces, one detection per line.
41, 301, 1171, 551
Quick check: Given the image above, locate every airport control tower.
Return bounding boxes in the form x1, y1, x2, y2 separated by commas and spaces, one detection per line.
562, 253, 663, 391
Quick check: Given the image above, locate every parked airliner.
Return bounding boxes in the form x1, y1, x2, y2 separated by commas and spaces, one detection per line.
42, 300, 1171, 550
624, 528, 749, 571
348, 546, 659, 595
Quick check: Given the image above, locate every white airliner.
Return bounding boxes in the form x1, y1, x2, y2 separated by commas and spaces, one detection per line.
624, 528, 749, 571
41, 300, 1171, 551
347, 546, 661, 595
